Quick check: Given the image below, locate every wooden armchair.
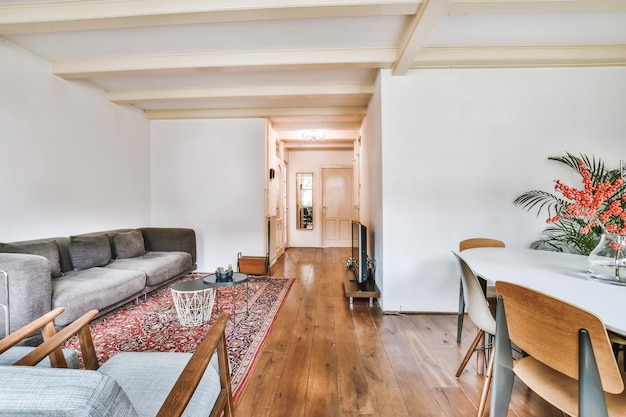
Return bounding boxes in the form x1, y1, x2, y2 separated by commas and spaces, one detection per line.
3, 310, 234, 417
0, 306, 96, 368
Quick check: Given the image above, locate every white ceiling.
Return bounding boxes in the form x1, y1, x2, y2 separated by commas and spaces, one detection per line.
2, 0, 626, 147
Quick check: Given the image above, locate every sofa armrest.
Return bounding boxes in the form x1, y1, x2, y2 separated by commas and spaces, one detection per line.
0, 254, 52, 339
139, 228, 196, 264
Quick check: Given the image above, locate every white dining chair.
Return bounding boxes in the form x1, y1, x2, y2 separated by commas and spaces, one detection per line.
453, 252, 497, 417
457, 238, 504, 343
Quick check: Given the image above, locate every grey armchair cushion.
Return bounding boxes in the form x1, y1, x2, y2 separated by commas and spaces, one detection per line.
0, 240, 63, 278
68, 235, 112, 271
0, 366, 139, 417
0, 346, 80, 368
98, 352, 221, 417
113, 231, 146, 259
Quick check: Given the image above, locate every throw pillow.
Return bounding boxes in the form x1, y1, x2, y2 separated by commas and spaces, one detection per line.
112, 230, 146, 259
68, 235, 112, 271
0, 240, 63, 278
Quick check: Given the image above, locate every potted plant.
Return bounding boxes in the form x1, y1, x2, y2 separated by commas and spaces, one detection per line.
514, 152, 626, 282
215, 265, 234, 282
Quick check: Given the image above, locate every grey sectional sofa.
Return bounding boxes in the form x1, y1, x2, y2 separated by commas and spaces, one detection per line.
0, 227, 196, 339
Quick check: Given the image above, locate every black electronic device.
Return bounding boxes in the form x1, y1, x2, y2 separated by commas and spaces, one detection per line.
349, 220, 368, 283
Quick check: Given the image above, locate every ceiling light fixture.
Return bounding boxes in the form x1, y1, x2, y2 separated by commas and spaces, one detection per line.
302, 130, 325, 141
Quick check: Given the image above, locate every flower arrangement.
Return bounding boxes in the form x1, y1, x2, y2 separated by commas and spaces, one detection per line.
547, 160, 626, 238
516, 153, 626, 282
515, 152, 626, 255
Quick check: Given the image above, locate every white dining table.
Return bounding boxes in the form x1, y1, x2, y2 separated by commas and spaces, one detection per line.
458, 247, 626, 336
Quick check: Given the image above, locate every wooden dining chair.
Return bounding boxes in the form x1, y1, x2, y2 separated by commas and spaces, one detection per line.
452, 252, 496, 417
489, 281, 626, 417
457, 238, 505, 343
609, 331, 626, 371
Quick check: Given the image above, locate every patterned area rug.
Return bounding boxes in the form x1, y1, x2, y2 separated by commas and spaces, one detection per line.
65, 272, 293, 401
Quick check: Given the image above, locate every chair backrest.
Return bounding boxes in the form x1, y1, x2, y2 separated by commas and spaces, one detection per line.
496, 281, 623, 394
460, 238, 505, 252
453, 252, 496, 335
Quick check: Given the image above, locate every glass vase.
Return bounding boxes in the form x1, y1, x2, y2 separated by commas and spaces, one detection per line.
588, 233, 626, 284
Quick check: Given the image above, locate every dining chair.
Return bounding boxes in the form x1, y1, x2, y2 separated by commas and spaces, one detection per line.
452, 252, 496, 417
457, 238, 505, 343
489, 281, 626, 417
609, 331, 626, 371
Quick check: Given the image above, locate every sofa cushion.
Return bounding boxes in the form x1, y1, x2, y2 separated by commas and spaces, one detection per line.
113, 230, 146, 259
98, 352, 221, 417
69, 235, 112, 271
0, 240, 63, 278
52, 268, 146, 326
0, 346, 80, 368
0, 366, 139, 417
106, 251, 192, 287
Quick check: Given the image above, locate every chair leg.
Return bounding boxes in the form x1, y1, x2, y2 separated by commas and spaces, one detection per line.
456, 329, 484, 378
579, 329, 609, 417
489, 297, 514, 417
476, 331, 487, 376
477, 347, 495, 417
457, 280, 465, 343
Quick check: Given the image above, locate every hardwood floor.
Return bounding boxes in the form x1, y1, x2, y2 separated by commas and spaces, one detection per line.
234, 247, 562, 417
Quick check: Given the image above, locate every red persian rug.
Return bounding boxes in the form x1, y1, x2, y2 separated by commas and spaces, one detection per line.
65, 272, 293, 401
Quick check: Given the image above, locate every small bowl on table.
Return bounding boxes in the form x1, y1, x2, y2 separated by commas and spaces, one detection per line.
215, 270, 234, 282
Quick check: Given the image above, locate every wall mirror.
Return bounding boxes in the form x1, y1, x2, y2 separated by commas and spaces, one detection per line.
296, 172, 313, 229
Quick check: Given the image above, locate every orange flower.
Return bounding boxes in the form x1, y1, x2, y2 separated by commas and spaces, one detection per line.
550, 161, 625, 236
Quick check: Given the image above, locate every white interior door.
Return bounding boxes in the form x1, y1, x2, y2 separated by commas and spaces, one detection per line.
322, 167, 353, 247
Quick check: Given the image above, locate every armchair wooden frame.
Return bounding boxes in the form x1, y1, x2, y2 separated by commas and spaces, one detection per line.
0, 306, 97, 369
8, 308, 234, 417
489, 282, 626, 417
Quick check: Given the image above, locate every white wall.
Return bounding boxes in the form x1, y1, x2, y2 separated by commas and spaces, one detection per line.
150, 119, 266, 272
0, 38, 151, 241
375, 67, 626, 312
287, 149, 354, 247
360, 72, 384, 296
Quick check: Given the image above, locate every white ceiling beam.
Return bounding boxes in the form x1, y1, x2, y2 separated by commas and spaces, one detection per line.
0, 0, 419, 34
447, 0, 626, 14
144, 106, 368, 120
51, 49, 397, 79
271, 121, 362, 131
270, 114, 364, 123
411, 45, 626, 68
278, 129, 359, 138
393, 0, 449, 76
108, 84, 373, 104
54, 44, 626, 80
2, 0, 624, 35
277, 141, 355, 151
282, 141, 355, 150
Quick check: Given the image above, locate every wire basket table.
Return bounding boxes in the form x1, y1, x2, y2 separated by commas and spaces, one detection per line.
170, 279, 217, 326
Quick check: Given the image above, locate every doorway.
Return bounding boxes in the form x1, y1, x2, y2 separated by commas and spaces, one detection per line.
322, 167, 353, 247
